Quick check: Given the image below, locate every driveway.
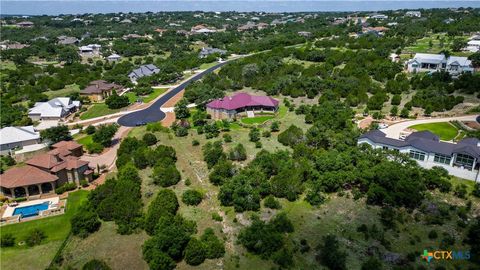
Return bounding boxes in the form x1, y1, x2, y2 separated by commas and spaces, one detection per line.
81, 126, 131, 170
380, 114, 479, 139
117, 60, 232, 127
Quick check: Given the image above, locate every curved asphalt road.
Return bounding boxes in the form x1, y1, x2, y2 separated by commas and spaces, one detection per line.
117, 61, 230, 127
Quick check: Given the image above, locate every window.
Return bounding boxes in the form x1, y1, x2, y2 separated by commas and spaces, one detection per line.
434, 153, 451, 165
410, 150, 426, 161
382, 146, 389, 150
455, 154, 474, 168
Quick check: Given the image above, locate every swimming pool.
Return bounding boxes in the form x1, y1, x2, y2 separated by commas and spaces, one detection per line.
13, 202, 49, 218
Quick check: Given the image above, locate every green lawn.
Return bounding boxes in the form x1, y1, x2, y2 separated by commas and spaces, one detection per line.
199, 61, 218, 70
1, 190, 89, 270
124, 92, 138, 103
241, 115, 275, 125
409, 122, 458, 141
79, 103, 122, 120
143, 88, 168, 103
75, 135, 93, 147
0, 60, 16, 70
45, 84, 80, 99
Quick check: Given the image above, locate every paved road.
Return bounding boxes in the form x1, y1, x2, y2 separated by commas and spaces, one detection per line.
380, 114, 479, 139
117, 61, 230, 127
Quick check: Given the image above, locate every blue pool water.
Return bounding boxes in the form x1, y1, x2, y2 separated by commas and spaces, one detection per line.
13, 202, 49, 218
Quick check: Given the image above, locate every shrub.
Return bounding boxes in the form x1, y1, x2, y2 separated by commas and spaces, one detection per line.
0, 233, 15, 247
262, 130, 271, 137
472, 183, 480, 198
92, 124, 119, 147
428, 230, 438, 239
182, 190, 203, 206
316, 235, 347, 270
255, 141, 262, 148
85, 125, 96, 135
25, 228, 46, 247
144, 189, 179, 235
80, 179, 89, 187
454, 184, 468, 199
223, 133, 232, 143
174, 125, 189, 137
55, 182, 77, 194
71, 208, 101, 238
264, 195, 281, 209
86, 142, 104, 154
82, 259, 111, 270
152, 164, 181, 187
142, 133, 157, 146
249, 128, 260, 142
228, 143, 247, 161
201, 228, 225, 259
278, 125, 304, 147
105, 92, 129, 109
184, 238, 206, 266
212, 213, 223, 222
270, 121, 280, 132
192, 139, 200, 146
361, 257, 383, 270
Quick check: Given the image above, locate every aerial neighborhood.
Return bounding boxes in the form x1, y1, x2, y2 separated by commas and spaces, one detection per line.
0, 6, 480, 270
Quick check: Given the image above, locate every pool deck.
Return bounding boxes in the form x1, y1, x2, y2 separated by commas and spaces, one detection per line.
2, 197, 60, 218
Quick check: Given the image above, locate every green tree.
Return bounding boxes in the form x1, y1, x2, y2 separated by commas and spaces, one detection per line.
105, 92, 129, 109
200, 228, 225, 259
390, 105, 398, 116
184, 238, 207, 266
229, 143, 247, 161
316, 235, 347, 270
82, 259, 111, 270
92, 124, 119, 147
174, 98, 191, 120
152, 164, 181, 187
182, 190, 203, 206
145, 189, 179, 235
0, 233, 15, 247
143, 133, 158, 146
278, 125, 304, 147
40, 125, 72, 144
202, 141, 225, 168
249, 127, 260, 142
71, 208, 101, 238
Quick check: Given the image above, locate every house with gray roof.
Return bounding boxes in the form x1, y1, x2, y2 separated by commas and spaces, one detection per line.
0, 126, 41, 154
358, 130, 480, 181
407, 53, 474, 75
28, 97, 81, 121
199, 47, 227, 59
128, 64, 160, 83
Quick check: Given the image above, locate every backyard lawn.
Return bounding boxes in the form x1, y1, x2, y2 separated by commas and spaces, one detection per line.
79, 103, 121, 120
143, 87, 168, 103
75, 135, 93, 147
0, 190, 89, 270
45, 84, 80, 99
240, 115, 275, 125
409, 122, 458, 141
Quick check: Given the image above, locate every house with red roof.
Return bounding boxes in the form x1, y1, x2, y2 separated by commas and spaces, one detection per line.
206, 93, 279, 120
0, 141, 93, 199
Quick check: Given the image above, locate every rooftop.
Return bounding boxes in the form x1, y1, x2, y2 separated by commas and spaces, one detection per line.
81, 80, 123, 94
207, 93, 279, 110
0, 165, 58, 188
0, 126, 40, 145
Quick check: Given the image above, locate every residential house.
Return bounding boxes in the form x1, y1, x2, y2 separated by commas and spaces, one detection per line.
16, 21, 34, 28
406, 53, 474, 75
0, 126, 41, 155
58, 36, 79, 45
80, 80, 123, 102
465, 40, 480, 53
191, 24, 217, 34
298, 31, 312, 37
206, 93, 279, 120
78, 44, 101, 55
405, 11, 422, 17
128, 64, 160, 83
358, 130, 480, 181
369, 14, 388, 20
199, 47, 227, 59
0, 141, 93, 199
106, 53, 121, 62
28, 97, 81, 121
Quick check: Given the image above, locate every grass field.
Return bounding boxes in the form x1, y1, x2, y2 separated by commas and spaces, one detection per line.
403, 33, 470, 54
0, 190, 89, 270
241, 115, 275, 125
199, 61, 219, 70
75, 135, 93, 147
410, 122, 458, 141
79, 103, 122, 120
143, 87, 168, 103
45, 84, 80, 99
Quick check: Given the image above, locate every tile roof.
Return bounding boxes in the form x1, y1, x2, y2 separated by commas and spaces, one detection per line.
0, 166, 58, 188
206, 93, 279, 110
26, 153, 64, 169
52, 140, 82, 151
81, 80, 123, 94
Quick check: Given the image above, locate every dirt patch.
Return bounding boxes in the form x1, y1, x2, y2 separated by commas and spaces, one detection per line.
464, 121, 480, 130
160, 90, 185, 127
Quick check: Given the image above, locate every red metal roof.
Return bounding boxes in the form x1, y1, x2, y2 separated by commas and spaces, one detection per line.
206, 93, 279, 110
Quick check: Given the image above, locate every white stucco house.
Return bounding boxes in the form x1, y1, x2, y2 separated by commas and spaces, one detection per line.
406, 53, 474, 75
28, 97, 81, 121
358, 130, 480, 182
106, 53, 121, 62
0, 126, 41, 154
465, 40, 480, 53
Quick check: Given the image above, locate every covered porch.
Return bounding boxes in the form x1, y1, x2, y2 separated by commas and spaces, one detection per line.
1, 181, 56, 199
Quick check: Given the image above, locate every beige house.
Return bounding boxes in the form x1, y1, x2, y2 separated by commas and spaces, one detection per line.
80, 80, 123, 102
